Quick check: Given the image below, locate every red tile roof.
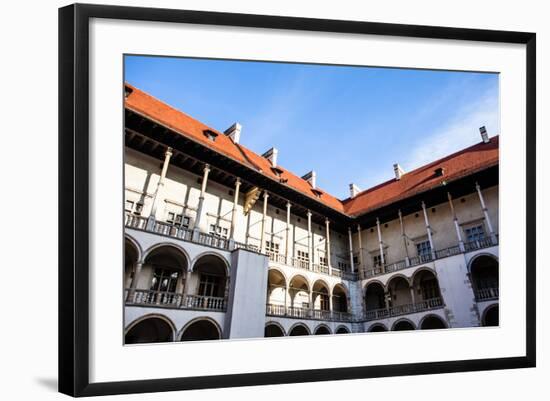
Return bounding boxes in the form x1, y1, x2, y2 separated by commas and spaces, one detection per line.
125, 84, 499, 217
343, 137, 499, 216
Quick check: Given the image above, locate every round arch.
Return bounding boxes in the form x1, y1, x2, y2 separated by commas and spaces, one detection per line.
412, 268, 442, 302
364, 281, 386, 311
124, 234, 142, 263
288, 323, 311, 336
362, 279, 386, 292
314, 324, 332, 335
481, 304, 499, 327
386, 273, 412, 288
469, 254, 499, 302
335, 325, 350, 334
467, 253, 499, 273
143, 242, 190, 268
264, 321, 286, 337
178, 317, 222, 341
191, 251, 230, 276
367, 323, 388, 332
267, 267, 288, 286
124, 314, 176, 344
332, 283, 349, 313
391, 318, 416, 331
419, 314, 448, 330
288, 274, 311, 292
387, 275, 413, 307
411, 266, 438, 284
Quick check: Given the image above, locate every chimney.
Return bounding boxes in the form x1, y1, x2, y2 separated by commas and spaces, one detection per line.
349, 183, 361, 198
302, 171, 317, 189
262, 147, 278, 167
393, 163, 405, 180
224, 122, 242, 144
479, 126, 490, 143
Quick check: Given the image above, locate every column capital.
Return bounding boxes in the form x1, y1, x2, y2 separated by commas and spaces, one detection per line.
325, 217, 330, 225
234, 177, 241, 186
203, 163, 211, 173
398, 209, 403, 218
475, 181, 481, 191
263, 190, 269, 199
307, 210, 312, 217
357, 224, 361, 231
376, 217, 381, 225
165, 146, 173, 157
348, 226, 352, 234
286, 201, 292, 209
421, 200, 426, 208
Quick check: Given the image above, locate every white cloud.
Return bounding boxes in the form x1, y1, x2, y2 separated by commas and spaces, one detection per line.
402, 87, 500, 172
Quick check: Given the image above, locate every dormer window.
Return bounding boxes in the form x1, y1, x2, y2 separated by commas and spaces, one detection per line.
434, 167, 445, 177
124, 86, 133, 98
271, 166, 284, 177
203, 129, 218, 142
312, 188, 323, 198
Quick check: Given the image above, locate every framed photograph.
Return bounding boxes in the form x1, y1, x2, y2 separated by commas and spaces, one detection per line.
58, 3, 536, 397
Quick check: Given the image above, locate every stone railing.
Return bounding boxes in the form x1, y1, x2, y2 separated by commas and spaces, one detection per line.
125, 289, 226, 312
125, 214, 230, 251
362, 236, 499, 280
475, 287, 499, 301
266, 304, 353, 322
363, 297, 443, 322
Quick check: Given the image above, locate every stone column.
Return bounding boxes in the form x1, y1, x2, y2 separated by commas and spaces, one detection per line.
127, 261, 144, 302
348, 227, 355, 273
376, 218, 385, 270
475, 183, 497, 243
357, 224, 364, 278
409, 286, 416, 304
193, 163, 210, 234
147, 147, 172, 229
229, 178, 241, 240
398, 209, 410, 266
260, 191, 269, 253
447, 192, 465, 251
325, 218, 332, 275
421, 201, 437, 259
285, 202, 291, 263
307, 210, 313, 269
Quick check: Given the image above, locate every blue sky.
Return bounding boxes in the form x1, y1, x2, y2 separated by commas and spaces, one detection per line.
125, 55, 499, 199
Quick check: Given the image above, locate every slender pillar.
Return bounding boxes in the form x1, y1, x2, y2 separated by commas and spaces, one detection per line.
398, 210, 410, 266
409, 287, 416, 304
127, 261, 144, 302
475, 183, 497, 243
376, 218, 385, 269
421, 201, 436, 259
348, 227, 355, 273
329, 291, 333, 313
284, 284, 288, 310
357, 224, 364, 277
447, 192, 465, 251
193, 163, 210, 232
147, 147, 173, 228
325, 218, 332, 275
307, 210, 313, 269
285, 202, 291, 263
229, 178, 241, 240
260, 191, 269, 253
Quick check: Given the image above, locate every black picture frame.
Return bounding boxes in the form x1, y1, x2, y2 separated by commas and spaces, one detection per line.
59, 3, 536, 397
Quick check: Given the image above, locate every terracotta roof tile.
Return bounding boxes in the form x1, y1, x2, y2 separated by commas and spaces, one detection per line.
124, 83, 498, 217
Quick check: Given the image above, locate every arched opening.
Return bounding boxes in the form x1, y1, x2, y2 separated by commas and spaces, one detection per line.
180, 319, 221, 341
125, 317, 174, 344
142, 246, 188, 305
392, 319, 415, 331
335, 326, 350, 334
125, 238, 140, 289
289, 324, 310, 336
264, 323, 285, 337
189, 254, 228, 310
314, 325, 331, 335
388, 276, 412, 307
482, 304, 499, 327
420, 315, 447, 330
266, 269, 286, 315
470, 255, 499, 302
368, 324, 388, 332
364, 282, 386, 311
288, 275, 310, 316
312, 280, 330, 319
413, 270, 442, 307
332, 284, 348, 313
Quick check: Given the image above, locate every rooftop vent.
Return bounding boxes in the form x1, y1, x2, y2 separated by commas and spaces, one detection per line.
434, 167, 445, 177
224, 122, 242, 144
262, 147, 278, 168
393, 163, 405, 180
349, 183, 361, 198
479, 126, 490, 143
124, 86, 133, 98
302, 171, 317, 189
203, 129, 218, 141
